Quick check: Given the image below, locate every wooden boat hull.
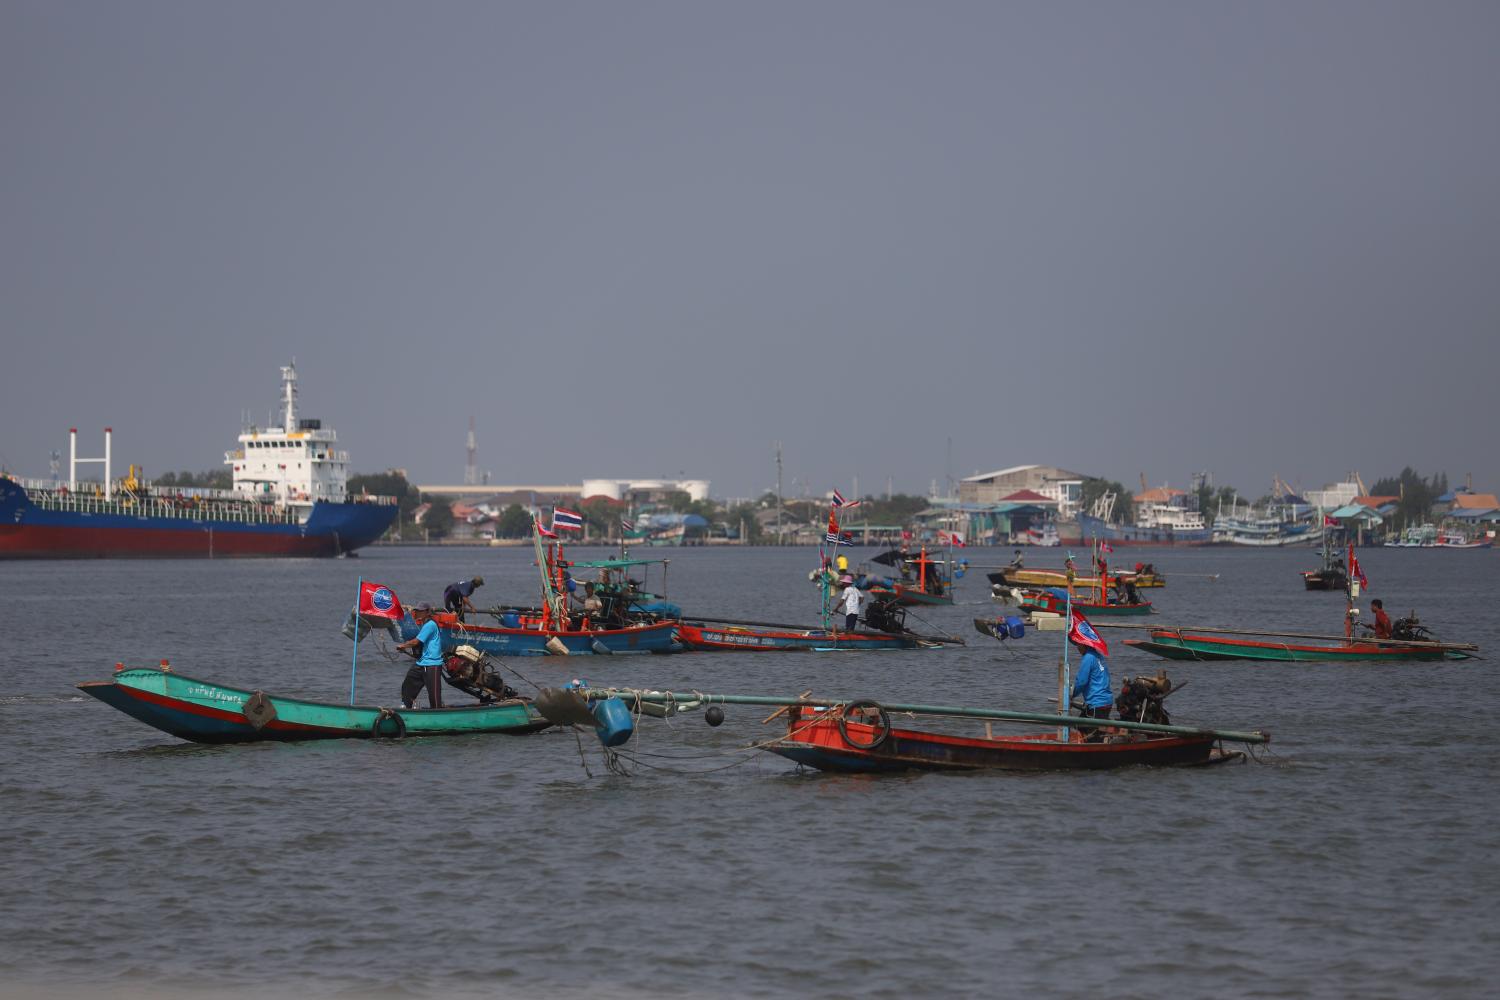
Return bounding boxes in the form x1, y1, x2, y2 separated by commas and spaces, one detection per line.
676, 622, 921, 652
988, 569, 1165, 589
400, 612, 680, 656
890, 583, 954, 606
1301, 569, 1347, 591
78, 667, 552, 744
1016, 590, 1153, 617
767, 709, 1228, 772
1124, 632, 1460, 662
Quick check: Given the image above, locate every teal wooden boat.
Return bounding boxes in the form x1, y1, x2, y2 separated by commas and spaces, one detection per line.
79, 665, 552, 743
1124, 630, 1475, 662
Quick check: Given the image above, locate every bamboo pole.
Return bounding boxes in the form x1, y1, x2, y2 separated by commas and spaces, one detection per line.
580, 688, 1270, 745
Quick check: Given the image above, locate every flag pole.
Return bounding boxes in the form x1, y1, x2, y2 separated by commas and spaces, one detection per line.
349, 576, 362, 705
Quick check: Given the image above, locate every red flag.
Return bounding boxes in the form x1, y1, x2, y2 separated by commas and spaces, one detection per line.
357, 581, 403, 620
1324, 515, 1339, 528
535, 516, 558, 540
1350, 553, 1368, 588
901, 529, 912, 541
827, 509, 839, 537
1100, 542, 1114, 553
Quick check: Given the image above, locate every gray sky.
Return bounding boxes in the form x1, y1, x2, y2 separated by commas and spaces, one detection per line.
4, 1, 1497, 502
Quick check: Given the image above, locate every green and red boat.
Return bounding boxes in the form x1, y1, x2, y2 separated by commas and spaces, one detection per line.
79, 664, 551, 743
1123, 629, 1473, 662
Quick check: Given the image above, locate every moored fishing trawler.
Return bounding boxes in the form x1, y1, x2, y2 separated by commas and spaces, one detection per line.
0, 365, 397, 558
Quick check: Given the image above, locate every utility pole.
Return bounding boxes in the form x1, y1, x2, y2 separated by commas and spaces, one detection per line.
775, 441, 783, 545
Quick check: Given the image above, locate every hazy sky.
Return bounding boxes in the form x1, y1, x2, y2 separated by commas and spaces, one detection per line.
4, 1, 1497, 501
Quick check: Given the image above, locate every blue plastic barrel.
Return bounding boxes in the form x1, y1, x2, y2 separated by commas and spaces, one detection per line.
500, 612, 521, 628
592, 697, 635, 747
1004, 615, 1025, 639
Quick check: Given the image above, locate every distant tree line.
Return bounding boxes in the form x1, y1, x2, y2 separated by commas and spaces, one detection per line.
1370, 468, 1448, 527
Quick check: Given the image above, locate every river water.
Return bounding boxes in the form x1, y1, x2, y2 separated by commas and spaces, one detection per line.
3, 545, 1498, 999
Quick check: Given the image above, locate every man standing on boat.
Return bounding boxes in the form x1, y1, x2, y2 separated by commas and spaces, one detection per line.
1069, 616, 1112, 722
443, 576, 484, 623
837, 575, 866, 632
396, 603, 445, 709
1371, 599, 1393, 639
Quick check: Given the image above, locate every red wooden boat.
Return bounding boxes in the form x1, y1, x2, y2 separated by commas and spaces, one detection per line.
767, 703, 1242, 772
675, 622, 924, 652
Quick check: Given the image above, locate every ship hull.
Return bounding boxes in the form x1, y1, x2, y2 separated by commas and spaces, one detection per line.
0, 480, 395, 559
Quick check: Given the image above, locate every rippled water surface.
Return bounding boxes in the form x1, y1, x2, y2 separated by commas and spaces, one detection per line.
4, 545, 1499, 999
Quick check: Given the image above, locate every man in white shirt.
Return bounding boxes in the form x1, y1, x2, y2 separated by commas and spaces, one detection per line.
838, 575, 865, 631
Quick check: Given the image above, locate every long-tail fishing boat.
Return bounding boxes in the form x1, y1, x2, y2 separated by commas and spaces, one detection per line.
1301, 526, 1349, 590
1008, 586, 1154, 617
675, 615, 943, 652
1123, 629, 1473, 662
399, 523, 680, 656
986, 565, 1166, 590
555, 671, 1264, 773
1126, 542, 1477, 661
865, 546, 958, 606
549, 597, 1266, 774
78, 663, 551, 743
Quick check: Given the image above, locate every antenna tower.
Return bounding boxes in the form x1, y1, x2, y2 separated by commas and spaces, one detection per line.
464, 417, 477, 486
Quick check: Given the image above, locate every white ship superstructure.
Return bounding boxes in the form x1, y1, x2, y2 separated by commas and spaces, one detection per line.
225, 365, 351, 508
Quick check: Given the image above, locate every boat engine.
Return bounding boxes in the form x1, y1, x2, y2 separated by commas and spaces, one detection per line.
1114, 670, 1176, 726
443, 645, 521, 703
863, 595, 907, 634
1392, 612, 1436, 642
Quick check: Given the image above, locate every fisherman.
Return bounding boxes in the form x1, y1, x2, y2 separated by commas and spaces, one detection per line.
577, 581, 604, 625
443, 575, 484, 622
1068, 615, 1113, 724
837, 575, 866, 631
1371, 598, 1393, 639
1008, 548, 1025, 571
395, 603, 445, 709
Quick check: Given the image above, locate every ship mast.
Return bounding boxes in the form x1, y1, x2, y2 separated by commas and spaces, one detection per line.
280, 365, 299, 433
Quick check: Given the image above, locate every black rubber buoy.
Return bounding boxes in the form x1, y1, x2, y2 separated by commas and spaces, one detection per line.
705, 705, 725, 727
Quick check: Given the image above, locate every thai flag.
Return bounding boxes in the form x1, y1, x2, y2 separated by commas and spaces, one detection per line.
552, 507, 584, 532
620, 518, 634, 531
831, 489, 846, 507
535, 516, 558, 539
951, 532, 966, 548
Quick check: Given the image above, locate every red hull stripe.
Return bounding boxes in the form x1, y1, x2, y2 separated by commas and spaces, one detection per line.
0, 523, 337, 558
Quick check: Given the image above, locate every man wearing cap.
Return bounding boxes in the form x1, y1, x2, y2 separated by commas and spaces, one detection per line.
1068, 615, 1113, 724
837, 575, 865, 632
443, 575, 485, 623
396, 603, 445, 709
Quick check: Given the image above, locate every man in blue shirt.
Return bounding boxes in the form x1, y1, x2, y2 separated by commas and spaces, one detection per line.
1069, 615, 1113, 724
443, 575, 484, 622
396, 603, 446, 709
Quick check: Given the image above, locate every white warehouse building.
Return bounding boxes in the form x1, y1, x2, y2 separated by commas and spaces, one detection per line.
581, 478, 711, 502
